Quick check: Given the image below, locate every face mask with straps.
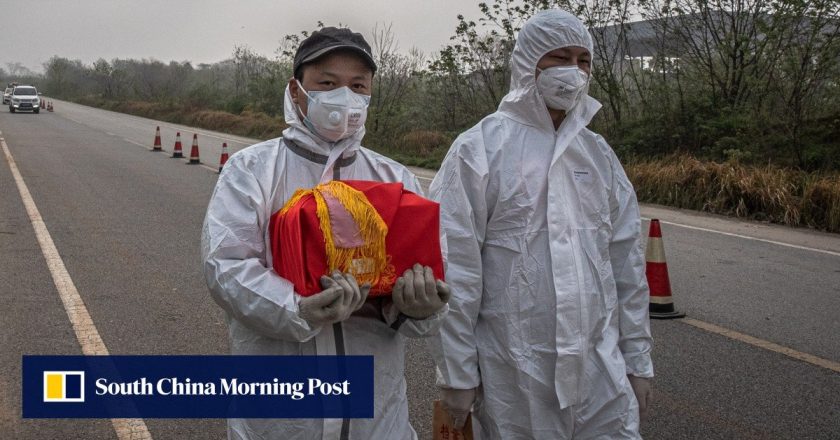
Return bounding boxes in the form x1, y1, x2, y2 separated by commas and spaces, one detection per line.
296, 79, 371, 143
536, 66, 589, 112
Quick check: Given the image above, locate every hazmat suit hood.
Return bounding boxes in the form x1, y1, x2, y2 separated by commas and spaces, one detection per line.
499, 9, 601, 135
282, 83, 366, 182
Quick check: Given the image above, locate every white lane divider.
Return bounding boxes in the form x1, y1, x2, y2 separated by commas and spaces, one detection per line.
58, 99, 252, 146
118, 137, 219, 173
63, 113, 220, 174
642, 217, 840, 258
1, 133, 153, 440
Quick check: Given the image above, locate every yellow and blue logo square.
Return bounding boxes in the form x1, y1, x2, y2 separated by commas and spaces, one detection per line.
43, 371, 85, 402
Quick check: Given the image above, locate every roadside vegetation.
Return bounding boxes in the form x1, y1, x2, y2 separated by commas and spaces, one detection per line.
2, 0, 838, 231
627, 155, 840, 232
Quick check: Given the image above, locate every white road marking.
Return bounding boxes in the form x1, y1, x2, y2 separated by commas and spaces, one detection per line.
61, 99, 252, 146
642, 217, 840, 258
121, 137, 151, 150
60, 110, 220, 175
1, 133, 153, 440
122, 137, 217, 172
681, 318, 840, 373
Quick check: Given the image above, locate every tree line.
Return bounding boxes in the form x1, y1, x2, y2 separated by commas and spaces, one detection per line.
4, 0, 839, 170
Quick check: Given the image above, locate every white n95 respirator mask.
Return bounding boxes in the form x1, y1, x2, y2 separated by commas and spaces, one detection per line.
536, 66, 590, 112
297, 80, 370, 143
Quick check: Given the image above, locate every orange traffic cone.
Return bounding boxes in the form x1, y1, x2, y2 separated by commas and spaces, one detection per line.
47, 101, 54, 112
152, 126, 162, 151
645, 219, 685, 319
187, 134, 200, 164
218, 142, 229, 172
171, 132, 184, 158
40, 98, 46, 109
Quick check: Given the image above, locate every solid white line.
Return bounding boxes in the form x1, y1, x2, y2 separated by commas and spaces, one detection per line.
62, 111, 219, 174
1, 133, 153, 440
122, 137, 218, 172
200, 163, 219, 173
681, 318, 840, 373
642, 217, 840, 258
122, 137, 151, 150
55, 99, 253, 145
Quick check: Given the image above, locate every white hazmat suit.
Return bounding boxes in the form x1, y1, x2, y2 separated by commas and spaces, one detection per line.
201, 84, 447, 440
427, 9, 653, 439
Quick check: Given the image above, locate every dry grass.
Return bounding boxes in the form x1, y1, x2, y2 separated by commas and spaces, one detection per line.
626, 155, 840, 232
399, 130, 452, 155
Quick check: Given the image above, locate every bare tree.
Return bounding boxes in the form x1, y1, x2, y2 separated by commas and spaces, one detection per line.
368, 23, 425, 139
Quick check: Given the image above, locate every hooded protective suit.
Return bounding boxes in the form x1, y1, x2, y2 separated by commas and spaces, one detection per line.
427, 9, 653, 439
201, 84, 447, 440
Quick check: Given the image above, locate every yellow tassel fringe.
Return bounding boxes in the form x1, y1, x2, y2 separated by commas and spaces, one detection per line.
279, 181, 395, 289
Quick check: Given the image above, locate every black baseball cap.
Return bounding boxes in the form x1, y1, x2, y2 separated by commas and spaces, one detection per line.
293, 27, 377, 78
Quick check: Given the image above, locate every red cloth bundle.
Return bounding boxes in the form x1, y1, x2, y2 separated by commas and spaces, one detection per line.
269, 180, 444, 297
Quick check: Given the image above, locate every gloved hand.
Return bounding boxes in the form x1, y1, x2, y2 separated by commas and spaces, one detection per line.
392, 264, 451, 319
441, 388, 475, 430
628, 375, 652, 423
298, 272, 370, 327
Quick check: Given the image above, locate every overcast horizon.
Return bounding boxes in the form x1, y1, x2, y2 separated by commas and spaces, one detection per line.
0, 0, 487, 74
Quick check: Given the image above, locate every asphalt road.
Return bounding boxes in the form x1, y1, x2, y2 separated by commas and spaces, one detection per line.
1, 99, 838, 439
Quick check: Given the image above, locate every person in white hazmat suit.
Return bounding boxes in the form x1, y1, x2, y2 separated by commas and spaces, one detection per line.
201, 27, 450, 440
427, 9, 654, 439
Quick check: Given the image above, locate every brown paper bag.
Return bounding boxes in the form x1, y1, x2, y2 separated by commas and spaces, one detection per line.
432, 400, 474, 440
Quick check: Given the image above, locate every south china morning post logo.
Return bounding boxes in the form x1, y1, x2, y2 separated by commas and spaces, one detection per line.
23, 355, 373, 418
93, 376, 348, 400
43, 371, 85, 402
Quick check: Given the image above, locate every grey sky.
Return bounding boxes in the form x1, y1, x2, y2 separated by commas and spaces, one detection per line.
1, 0, 484, 73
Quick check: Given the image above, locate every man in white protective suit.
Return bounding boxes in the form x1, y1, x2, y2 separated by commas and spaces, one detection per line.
201, 27, 450, 440
427, 9, 654, 439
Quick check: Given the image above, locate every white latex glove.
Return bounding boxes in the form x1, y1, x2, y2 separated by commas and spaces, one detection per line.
628, 375, 652, 423
441, 388, 475, 430
392, 264, 451, 319
298, 272, 370, 327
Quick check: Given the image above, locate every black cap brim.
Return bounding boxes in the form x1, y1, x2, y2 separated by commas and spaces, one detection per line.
297, 45, 377, 74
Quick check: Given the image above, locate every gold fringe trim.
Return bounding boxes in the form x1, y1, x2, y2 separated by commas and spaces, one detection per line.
279, 181, 395, 289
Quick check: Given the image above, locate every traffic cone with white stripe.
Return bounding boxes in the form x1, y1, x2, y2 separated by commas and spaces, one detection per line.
40, 98, 46, 109
187, 134, 200, 164
47, 101, 54, 112
645, 219, 685, 319
218, 142, 229, 172
171, 132, 184, 158
152, 126, 162, 151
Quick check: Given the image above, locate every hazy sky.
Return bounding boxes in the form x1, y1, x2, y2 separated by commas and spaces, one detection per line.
1, 0, 485, 73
